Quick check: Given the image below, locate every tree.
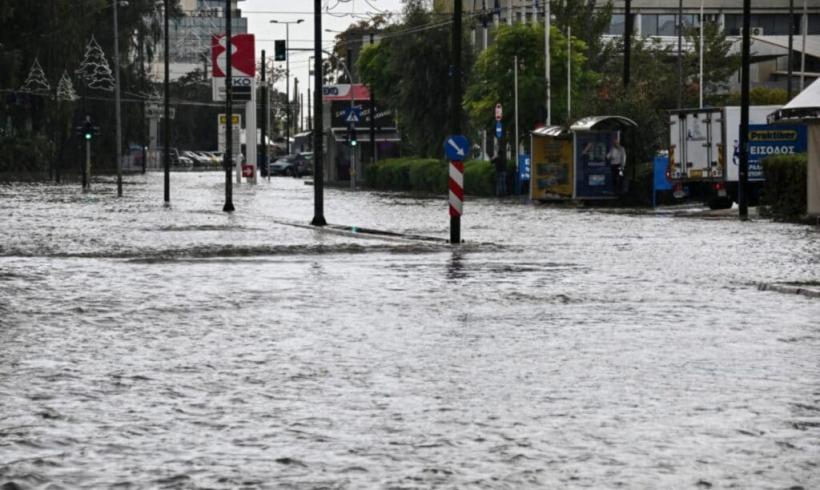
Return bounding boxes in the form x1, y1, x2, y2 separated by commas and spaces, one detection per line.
463, 23, 594, 153
358, 0, 474, 157
56, 70, 79, 102
76, 36, 115, 92
684, 20, 741, 104
20, 58, 51, 94
551, 0, 613, 67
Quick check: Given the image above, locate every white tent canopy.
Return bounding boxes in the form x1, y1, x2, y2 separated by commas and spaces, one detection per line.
769, 78, 820, 123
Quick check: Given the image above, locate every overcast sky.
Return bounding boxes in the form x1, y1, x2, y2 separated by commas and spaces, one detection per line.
242, 0, 407, 97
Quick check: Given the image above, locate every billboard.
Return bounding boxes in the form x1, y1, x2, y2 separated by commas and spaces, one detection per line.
531, 135, 573, 199
211, 34, 255, 78
574, 131, 619, 199
746, 124, 807, 181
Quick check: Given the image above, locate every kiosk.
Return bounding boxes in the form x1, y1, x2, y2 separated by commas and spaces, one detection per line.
530, 116, 637, 201
768, 79, 820, 217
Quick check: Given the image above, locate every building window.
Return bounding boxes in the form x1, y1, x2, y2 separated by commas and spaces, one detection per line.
657, 15, 677, 36
641, 14, 657, 36
725, 14, 798, 35
609, 14, 625, 35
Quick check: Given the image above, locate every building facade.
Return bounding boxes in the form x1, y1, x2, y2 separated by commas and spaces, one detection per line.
439, 0, 820, 89
150, 0, 248, 81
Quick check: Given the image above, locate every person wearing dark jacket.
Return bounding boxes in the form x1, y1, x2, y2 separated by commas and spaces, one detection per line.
492, 153, 507, 197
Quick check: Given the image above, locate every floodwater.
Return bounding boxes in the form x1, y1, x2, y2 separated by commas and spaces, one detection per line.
1, 172, 819, 489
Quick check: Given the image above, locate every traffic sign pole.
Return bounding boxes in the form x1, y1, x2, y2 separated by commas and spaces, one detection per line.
450, 0, 463, 245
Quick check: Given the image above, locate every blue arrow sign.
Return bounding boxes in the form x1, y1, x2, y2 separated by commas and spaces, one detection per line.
495, 121, 502, 138
343, 107, 362, 124
444, 135, 469, 161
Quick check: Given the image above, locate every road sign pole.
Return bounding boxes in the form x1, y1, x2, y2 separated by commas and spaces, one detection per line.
450, 0, 463, 245
84, 139, 90, 191
223, 0, 235, 212
163, 0, 170, 204
311, 0, 326, 227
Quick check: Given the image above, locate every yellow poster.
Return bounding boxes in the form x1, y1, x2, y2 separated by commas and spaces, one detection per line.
531, 135, 573, 199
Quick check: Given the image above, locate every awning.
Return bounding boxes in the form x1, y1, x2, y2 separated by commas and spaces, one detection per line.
330, 128, 401, 143
570, 115, 638, 131
768, 77, 820, 123
531, 125, 570, 137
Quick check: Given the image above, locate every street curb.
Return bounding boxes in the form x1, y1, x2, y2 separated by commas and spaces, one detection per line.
757, 282, 820, 299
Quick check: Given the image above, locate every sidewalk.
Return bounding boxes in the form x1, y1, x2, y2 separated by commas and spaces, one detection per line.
757, 282, 820, 299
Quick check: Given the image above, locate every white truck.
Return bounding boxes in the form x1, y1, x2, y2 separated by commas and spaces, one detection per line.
668, 105, 781, 209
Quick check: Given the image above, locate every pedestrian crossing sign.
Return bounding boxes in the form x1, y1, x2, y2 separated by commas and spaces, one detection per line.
343, 107, 362, 124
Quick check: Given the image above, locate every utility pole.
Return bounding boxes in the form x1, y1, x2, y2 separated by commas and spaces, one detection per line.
369, 32, 376, 165
163, 0, 170, 204
677, 0, 683, 108
545, 0, 550, 125
800, 0, 807, 92
312, 0, 326, 226
739, 0, 751, 220
699, 0, 704, 108
271, 19, 304, 155
624, 0, 632, 88
567, 26, 571, 122
788, 0, 794, 99
451, 0, 463, 244
294, 77, 299, 134
223, 0, 235, 212
261, 49, 267, 180
112, 0, 123, 197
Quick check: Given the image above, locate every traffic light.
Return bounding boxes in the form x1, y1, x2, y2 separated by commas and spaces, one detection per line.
76, 120, 99, 141
347, 126, 357, 147
274, 40, 286, 61
83, 121, 93, 141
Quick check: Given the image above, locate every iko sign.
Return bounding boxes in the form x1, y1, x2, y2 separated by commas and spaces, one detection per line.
212, 76, 254, 102
211, 34, 255, 78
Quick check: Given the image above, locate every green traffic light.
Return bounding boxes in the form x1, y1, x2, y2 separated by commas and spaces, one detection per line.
84, 133, 92, 140
351, 140, 357, 147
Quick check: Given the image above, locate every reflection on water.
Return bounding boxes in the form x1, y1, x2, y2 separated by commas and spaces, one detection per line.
1, 173, 819, 488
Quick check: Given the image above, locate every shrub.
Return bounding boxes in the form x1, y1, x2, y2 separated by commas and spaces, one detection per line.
365, 157, 509, 196
0, 134, 54, 173
464, 159, 495, 196
761, 154, 807, 220
366, 157, 443, 194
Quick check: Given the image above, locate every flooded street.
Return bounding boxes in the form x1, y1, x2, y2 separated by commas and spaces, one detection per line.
1, 172, 819, 488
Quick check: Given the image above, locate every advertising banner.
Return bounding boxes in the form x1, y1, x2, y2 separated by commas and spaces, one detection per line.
531, 135, 573, 199
575, 131, 619, 199
746, 124, 807, 181
212, 34, 255, 78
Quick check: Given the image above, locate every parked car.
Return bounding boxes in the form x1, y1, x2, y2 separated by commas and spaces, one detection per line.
162, 148, 192, 168
196, 151, 220, 167
263, 153, 312, 177
183, 150, 211, 167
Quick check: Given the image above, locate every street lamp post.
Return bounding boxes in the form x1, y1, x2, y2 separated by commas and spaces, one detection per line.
163, 0, 170, 204
112, 0, 123, 197
271, 19, 303, 156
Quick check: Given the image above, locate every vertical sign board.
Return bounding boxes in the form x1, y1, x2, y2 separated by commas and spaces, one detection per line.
212, 33, 256, 182
218, 114, 241, 154
747, 124, 807, 181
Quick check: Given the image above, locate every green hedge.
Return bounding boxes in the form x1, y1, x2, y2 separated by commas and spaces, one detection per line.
365, 157, 511, 197
761, 154, 807, 220
0, 134, 55, 173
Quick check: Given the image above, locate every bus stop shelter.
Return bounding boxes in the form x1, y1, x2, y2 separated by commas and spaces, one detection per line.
530, 116, 637, 201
